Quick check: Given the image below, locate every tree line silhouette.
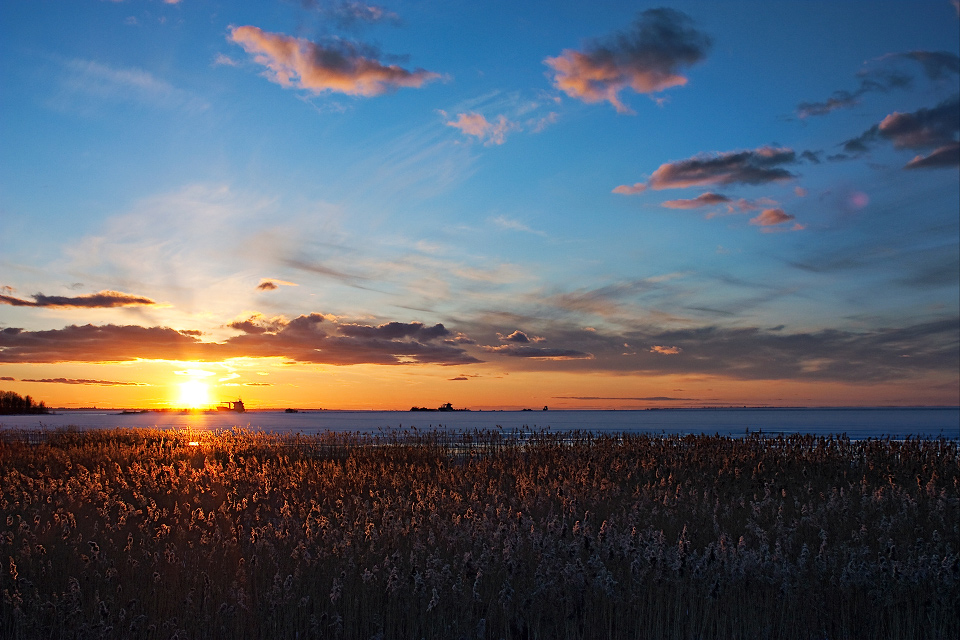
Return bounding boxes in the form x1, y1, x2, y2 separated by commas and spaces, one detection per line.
0, 390, 49, 414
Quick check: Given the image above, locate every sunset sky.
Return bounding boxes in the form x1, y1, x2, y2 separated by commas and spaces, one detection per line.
1, 0, 958, 410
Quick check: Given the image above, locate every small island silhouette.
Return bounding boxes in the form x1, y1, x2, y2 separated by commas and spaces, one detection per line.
410, 402, 470, 412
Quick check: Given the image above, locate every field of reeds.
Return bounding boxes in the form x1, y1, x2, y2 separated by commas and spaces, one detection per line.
1, 427, 957, 639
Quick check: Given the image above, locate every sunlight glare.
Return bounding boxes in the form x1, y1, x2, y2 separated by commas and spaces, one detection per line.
178, 380, 211, 409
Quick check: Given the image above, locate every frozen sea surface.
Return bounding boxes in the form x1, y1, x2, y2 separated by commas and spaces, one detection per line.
2, 407, 957, 440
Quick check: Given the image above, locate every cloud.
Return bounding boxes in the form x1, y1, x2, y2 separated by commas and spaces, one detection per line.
0, 325, 205, 363
497, 330, 543, 344
446, 113, 518, 145
228, 26, 441, 97
905, 142, 960, 169
893, 51, 960, 80
555, 396, 694, 402
544, 8, 711, 114
0, 377, 15, 381
255, 278, 297, 291
612, 183, 647, 195
483, 319, 959, 382
749, 208, 795, 226
796, 50, 957, 118
481, 344, 593, 360
20, 378, 148, 386
302, 1, 402, 27
842, 96, 960, 167
650, 345, 682, 354
646, 146, 797, 190
60, 59, 207, 111
490, 215, 544, 236
0, 314, 479, 366
213, 53, 239, 67
0, 290, 156, 308
661, 192, 730, 209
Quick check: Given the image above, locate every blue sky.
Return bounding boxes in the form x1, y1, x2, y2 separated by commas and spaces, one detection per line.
1, 1, 958, 409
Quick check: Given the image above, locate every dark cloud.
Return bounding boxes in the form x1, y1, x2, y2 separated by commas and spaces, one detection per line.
797, 50, 957, 118
890, 51, 960, 80
0, 325, 209, 363
905, 142, 960, 169
449, 376, 469, 381
797, 70, 911, 118
646, 147, 797, 190
524, 320, 960, 382
497, 330, 533, 344
554, 396, 694, 402
842, 97, 960, 167
800, 150, 822, 164
256, 281, 279, 291
338, 321, 449, 341
481, 344, 593, 360
21, 378, 147, 386
545, 8, 711, 114
0, 313, 478, 366
0, 376, 14, 381
0, 290, 156, 308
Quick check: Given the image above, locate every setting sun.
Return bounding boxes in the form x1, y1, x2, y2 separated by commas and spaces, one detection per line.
178, 380, 211, 409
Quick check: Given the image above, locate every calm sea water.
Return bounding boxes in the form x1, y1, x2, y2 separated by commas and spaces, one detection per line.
1, 408, 957, 440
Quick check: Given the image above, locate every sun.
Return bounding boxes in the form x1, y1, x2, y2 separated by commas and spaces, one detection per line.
178, 380, 211, 409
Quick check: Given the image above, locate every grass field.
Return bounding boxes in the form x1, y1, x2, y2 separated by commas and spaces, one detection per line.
1, 428, 957, 639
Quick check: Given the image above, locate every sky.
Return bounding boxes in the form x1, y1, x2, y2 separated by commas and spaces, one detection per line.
1, 0, 958, 410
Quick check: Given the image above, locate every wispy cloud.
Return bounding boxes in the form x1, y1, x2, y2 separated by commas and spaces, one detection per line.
0, 290, 156, 308
490, 215, 545, 236
301, 1, 402, 28
20, 378, 148, 386
545, 8, 711, 114
58, 58, 208, 111
796, 50, 958, 118
228, 26, 442, 97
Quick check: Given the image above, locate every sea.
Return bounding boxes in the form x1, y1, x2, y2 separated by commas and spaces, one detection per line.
1, 407, 957, 441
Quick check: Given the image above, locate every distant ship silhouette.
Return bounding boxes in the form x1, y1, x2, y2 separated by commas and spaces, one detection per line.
217, 399, 245, 413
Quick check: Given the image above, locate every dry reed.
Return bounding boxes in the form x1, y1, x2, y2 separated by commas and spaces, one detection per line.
0, 427, 957, 639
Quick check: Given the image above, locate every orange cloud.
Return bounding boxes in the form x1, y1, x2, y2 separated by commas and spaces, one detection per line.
750, 208, 795, 227
661, 192, 730, 209
544, 8, 710, 114
612, 183, 647, 195
446, 113, 517, 145
650, 345, 682, 355
228, 26, 441, 97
